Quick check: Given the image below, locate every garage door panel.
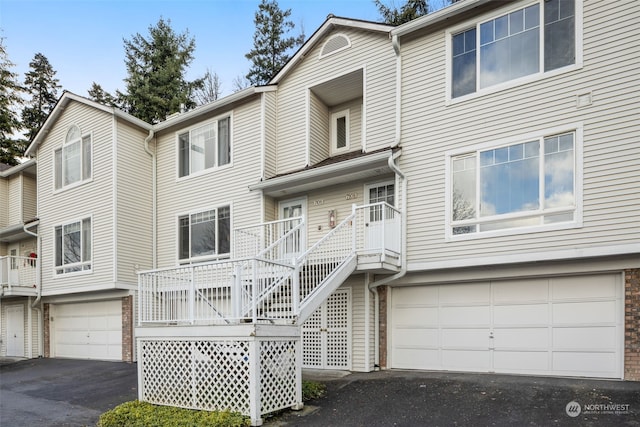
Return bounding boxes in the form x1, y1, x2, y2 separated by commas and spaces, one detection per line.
492, 279, 549, 302
552, 275, 618, 300
393, 348, 440, 369
394, 328, 438, 347
442, 350, 491, 371
441, 328, 489, 349
494, 328, 548, 349
393, 306, 438, 324
440, 306, 490, 325
394, 286, 438, 304
493, 304, 548, 326
553, 327, 617, 350
553, 351, 618, 377
494, 351, 549, 372
439, 283, 489, 304
552, 301, 617, 324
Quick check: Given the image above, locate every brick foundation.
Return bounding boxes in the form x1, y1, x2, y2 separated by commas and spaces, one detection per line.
625, 268, 640, 381
122, 296, 134, 362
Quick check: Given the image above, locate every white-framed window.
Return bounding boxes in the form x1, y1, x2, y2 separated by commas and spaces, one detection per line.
330, 109, 350, 155
366, 181, 395, 221
54, 125, 92, 190
450, 0, 578, 99
178, 206, 231, 262
447, 127, 581, 238
178, 116, 231, 178
54, 217, 92, 275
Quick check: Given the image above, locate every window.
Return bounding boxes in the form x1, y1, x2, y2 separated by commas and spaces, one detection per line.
449, 131, 576, 236
55, 125, 91, 189
178, 117, 231, 177
451, 0, 576, 98
55, 217, 91, 274
367, 182, 395, 221
331, 110, 350, 155
179, 206, 230, 261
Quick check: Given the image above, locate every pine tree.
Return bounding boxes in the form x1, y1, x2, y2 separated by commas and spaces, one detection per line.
87, 82, 119, 107
245, 0, 304, 86
21, 53, 61, 143
374, 0, 429, 25
120, 17, 203, 123
0, 38, 25, 165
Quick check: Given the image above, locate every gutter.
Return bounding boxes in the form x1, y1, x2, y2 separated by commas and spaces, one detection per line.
23, 221, 44, 357
143, 130, 156, 269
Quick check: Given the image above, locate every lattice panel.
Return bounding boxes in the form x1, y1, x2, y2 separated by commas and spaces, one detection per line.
302, 309, 323, 367
139, 340, 251, 414
260, 340, 298, 414
326, 291, 349, 369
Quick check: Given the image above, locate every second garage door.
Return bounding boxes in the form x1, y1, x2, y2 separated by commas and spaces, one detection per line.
391, 274, 622, 378
53, 300, 122, 360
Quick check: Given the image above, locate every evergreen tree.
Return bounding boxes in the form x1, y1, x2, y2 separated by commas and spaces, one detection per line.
0, 38, 25, 165
245, 0, 304, 86
87, 82, 120, 107
121, 17, 203, 124
374, 0, 429, 25
21, 53, 61, 142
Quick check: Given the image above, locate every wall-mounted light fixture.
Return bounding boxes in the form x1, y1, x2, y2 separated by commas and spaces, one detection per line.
328, 210, 337, 228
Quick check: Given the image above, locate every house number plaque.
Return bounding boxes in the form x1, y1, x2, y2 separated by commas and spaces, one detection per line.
345, 192, 358, 200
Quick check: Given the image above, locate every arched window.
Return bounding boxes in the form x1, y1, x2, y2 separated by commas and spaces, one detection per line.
54, 125, 92, 189
319, 34, 351, 59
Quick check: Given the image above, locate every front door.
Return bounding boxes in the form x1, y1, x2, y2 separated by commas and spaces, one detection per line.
364, 181, 399, 252
6, 305, 25, 357
8, 244, 19, 286
278, 198, 306, 261
302, 288, 351, 370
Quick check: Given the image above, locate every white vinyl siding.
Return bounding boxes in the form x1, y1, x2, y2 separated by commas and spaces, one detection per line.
155, 98, 263, 268
399, 0, 640, 267
308, 91, 330, 165
37, 102, 115, 295
263, 91, 278, 179
275, 28, 395, 175
7, 175, 21, 224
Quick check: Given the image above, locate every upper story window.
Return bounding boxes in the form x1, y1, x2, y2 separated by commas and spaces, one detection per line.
54, 125, 92, 190
448, 129, 579, 237
451, 0, 576, 99
179, 206, 230, 263
178, 116, 231, 178
330, 110, 350, 155
54, 217, 91, 275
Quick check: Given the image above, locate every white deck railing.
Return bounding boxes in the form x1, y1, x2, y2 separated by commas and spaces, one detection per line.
138, 204, 402, 326
0, 256, 38, 291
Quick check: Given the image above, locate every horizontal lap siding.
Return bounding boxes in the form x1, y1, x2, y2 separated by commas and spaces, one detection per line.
275, 28, 396, 175
22, 175, 37, 221
37, 103, 115, 295
8, 176, 20, 224
155, 100, 263, 268
400, 1, 640, 266
0, 179, 7, 228
116, 121, 153, 281
309, 91, 329, 166
264, 92, 277, 179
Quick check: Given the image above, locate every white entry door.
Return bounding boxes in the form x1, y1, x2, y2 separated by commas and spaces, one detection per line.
8, 244, 20, 286
278, 198, 306, 261
302, 288, 351, 370
6, 305, 25, 357
364, 182, 399, 252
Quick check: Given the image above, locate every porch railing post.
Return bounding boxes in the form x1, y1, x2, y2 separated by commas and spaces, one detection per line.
292, 257, 300, 315
352, 204, 357, 253
189, 267, 195, 324
233, 263, 242, 319
252, 259, 258, 323
381, 203, 387, 263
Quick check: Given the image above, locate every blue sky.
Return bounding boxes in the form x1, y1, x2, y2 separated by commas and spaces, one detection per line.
0, 0, 382, 98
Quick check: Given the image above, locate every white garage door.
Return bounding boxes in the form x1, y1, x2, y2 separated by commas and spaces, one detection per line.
53, 300, 122, 360
391, 274, 623, 378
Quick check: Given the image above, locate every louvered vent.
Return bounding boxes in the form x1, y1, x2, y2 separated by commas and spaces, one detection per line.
320, 34, 351, 58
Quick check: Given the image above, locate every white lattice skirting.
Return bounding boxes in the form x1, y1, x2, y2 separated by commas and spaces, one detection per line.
138, 335, 302, 426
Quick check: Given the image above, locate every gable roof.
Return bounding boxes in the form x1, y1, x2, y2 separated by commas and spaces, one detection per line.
269, 15, 394, 85
25, 91, 152, 157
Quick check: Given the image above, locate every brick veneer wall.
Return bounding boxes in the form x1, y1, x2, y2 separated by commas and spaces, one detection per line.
625, 268, 640, 380
122, 296, 133, 362
43, 303, 50, 358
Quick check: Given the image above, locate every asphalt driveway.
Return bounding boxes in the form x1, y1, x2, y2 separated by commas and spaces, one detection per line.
1, 358, 640, 426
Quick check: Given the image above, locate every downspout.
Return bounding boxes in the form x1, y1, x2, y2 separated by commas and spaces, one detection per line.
143, 130, 156, 269
24, 223, 43, 357
368, 33, 406, 369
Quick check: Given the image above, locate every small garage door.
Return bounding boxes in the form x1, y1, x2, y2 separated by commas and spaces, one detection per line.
391, 274, 622, 378
53, 300, 122, 360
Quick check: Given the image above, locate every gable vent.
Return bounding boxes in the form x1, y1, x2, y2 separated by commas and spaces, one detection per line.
320, 34, 351, 58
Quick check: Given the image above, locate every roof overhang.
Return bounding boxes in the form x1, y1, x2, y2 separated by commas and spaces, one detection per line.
249, 149, 395, 197
0, 158, 36, 178
0, 219, 38, 243
391, 0, 493, 38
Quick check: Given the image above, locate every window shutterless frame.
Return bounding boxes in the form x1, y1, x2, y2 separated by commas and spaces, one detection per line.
54, 126, 92, 192
176, 114, 232, 179
177, 205, 232, 264
53, 215, 93, 276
